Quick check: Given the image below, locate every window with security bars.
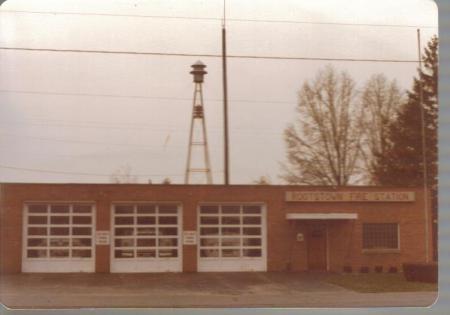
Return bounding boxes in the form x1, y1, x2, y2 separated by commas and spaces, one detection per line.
25, 203, 94, 259
198, 204, 264, 258
362, 223, 399, 249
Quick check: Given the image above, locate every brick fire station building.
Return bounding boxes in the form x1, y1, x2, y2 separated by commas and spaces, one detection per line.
0, 183, 432, 274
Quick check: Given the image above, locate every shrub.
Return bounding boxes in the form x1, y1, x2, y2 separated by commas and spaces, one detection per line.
388, 266, 398, 273
374, 266, 383, 273
343, 266, 352, 273
403, 262, 437, 283
360, 266, 369, 273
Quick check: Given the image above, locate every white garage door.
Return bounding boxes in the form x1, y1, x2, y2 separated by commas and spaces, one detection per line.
111, 203, 182, 272
198, 204, 266, 272
22, 203, 95, 273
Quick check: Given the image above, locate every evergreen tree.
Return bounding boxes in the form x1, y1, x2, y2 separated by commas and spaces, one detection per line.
372, 35, 438, 261
372, 35, 438, 187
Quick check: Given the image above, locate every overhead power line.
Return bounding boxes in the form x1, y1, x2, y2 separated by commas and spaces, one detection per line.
0, 9, 438, 29
0, 46, 421, 63
0, 89, 293, 104
0, 164, 223, 178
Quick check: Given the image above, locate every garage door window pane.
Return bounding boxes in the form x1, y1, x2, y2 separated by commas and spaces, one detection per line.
222, 227, 240, 235
200, 216, 219, 225
243, 216, 261, 225
137, 205, 156, 214
28, 249, 47, 258
115, 217, 133, 225
115, 239, 134, 247
243, 249, 262, 257
222, 238, 240, 246
28, 216, 47, 224
159, 238, 177, 247
73, 205, 92, 213
28, 227, 47, 235
50, 238, 70, 247
51, 227, 69, 235
201, 227, 219, 235
243, 228, 261, 235
159, 205, 177, 214
200, 205, 219, 214
116, 228, 134, 236
201, 249, 219, 257
137, 227, 154, 236
137, 238, 156, 247
137, 250, 156, 258
51, 205, 70, 213
159, 249, 177, 257
72, 238, 92, 247
50, 216, 69, 224
222, 205, 240, 214
115, 205, 134, 214
28, 205, 47, 213
72, 249, 91, 258
159, 227, 177, 236
243, 238, 261, 246
200, 238, 219, 246
28, 238, 47, 247
222, 249, 240, 257
243, 206, 261, 214
50, 249, 69, 257
72, 227, 91, 235
159, 216, 177, 225
137, 216, 155, 225
222, 216, 240, 225
115, 249, 134, 258
73, 216, 92, 225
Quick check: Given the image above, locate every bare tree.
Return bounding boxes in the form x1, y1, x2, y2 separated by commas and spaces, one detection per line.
281, 66, 364, 186
253, 175, 272, 185
110, 164, 138, 183
359, 74, 403, 183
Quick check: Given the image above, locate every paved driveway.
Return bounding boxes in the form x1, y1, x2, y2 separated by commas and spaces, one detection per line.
0, 272, 437, 308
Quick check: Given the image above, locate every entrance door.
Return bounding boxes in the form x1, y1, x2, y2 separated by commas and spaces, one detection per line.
306, 223, 327, 271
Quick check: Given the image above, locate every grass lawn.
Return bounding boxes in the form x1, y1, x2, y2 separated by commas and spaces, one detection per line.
326, 273, 437, 293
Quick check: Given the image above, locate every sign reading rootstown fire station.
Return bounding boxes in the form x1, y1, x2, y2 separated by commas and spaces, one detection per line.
285, 191, 415, 202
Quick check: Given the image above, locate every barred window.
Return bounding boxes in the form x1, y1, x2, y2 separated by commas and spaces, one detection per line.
362, 223, 399, 249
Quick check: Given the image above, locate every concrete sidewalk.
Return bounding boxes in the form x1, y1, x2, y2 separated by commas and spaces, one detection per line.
0, 273, 438, 309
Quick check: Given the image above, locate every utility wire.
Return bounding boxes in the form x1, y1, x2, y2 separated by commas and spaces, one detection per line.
0, 46, 421, 63
0, 9, 438, 29
0, 164, 223, 177
0, 89, 293, 104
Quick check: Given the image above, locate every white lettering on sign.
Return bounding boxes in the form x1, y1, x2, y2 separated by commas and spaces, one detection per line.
286, 191, 415, 202
183, 231, 197, 245
95, 231, 110, 245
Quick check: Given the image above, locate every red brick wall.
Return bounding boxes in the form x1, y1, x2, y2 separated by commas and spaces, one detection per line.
0, 184, 431, 274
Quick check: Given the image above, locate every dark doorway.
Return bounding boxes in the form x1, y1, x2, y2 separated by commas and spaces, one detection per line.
306, 223, 327, 271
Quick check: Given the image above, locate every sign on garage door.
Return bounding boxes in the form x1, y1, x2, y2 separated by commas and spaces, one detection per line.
22, 203, 95, 272
111, 203, 182, 272
198, 204, 266, 272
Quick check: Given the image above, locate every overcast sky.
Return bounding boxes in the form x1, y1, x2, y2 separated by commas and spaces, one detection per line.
0, 0, 438, 184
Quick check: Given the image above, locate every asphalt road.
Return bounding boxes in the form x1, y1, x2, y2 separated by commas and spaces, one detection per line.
0, 272, 438, 309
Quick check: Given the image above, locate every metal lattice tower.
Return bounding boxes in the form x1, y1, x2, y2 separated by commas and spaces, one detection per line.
184, 61, 213, 184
